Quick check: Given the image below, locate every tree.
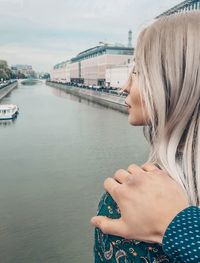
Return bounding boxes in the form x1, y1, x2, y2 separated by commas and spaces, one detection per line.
0, 69, 8, 80
0, 60, 12, 80
42, 73, 50, 79
0, 60, 8, 69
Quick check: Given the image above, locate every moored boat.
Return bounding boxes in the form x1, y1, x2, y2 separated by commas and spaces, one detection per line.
0, 104, 19, 120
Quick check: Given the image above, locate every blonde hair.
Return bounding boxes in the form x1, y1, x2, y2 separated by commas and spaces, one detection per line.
134, 11, 200, 206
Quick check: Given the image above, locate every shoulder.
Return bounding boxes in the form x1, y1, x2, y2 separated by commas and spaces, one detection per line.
94, 192, 173, 262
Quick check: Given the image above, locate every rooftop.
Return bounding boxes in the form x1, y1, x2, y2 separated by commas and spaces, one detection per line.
71, 44, 134, 63
156, 0, 200, 18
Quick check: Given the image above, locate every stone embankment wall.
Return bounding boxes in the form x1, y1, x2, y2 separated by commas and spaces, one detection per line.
0, 81, 18, 101
46, 81, 128, 114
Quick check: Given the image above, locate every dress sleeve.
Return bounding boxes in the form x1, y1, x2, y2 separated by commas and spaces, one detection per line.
162, 206, 200, 262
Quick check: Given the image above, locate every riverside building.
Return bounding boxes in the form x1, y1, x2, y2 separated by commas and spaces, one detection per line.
11, 64, 35, 78
51, 1, 200, 88
51, 31, 134, 86
105, 64, 132, 89
70, 44, 133, 86
105, 0, 200, 89
51, 61, 70, 83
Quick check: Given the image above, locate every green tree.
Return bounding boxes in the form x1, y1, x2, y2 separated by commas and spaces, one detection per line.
42, 73, 50, 79
0, 60, 8, 69
0, 69, 8, 80
0, 60, 12, 80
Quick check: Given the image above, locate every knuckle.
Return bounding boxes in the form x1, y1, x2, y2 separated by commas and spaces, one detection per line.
126, 174, 136, 184
127, 174, 145, 186
141, 163, 148, 169
152, 169, 166, 177
127, 164, 135, 171
127, 164, 139, 173
114, 169, 124, 178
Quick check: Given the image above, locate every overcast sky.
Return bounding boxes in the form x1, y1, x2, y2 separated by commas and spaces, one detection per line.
0, 0, 181, 72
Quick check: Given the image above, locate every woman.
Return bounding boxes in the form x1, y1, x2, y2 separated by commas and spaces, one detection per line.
92, 11, 200, 262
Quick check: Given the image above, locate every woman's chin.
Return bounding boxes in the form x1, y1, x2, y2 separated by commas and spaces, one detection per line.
128, 115, 145, 126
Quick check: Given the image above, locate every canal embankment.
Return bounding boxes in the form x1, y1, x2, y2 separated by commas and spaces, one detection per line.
46, 81, 128, 114
0, 81, 18, 101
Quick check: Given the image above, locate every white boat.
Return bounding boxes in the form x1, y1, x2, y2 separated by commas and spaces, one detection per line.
0, 104, 19, 120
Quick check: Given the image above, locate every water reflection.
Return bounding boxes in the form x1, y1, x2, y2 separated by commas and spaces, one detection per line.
51, 86, 127, 113
52, 87, 103, 106
0, 117, 18, 127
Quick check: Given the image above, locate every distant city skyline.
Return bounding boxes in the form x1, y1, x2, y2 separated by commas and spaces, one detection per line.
0, 0, 181, 72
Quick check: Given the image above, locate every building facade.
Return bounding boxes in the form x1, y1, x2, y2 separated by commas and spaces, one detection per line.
11, 64, 35, 78
106, 64, 132, 89
156, 0, 200, 18
51, 45, 133, 86
51, 61, 70, 83
105, 0, 200, 89
70, 45, 133, 86
51, 1, 200, 88
50, 30, 134, 86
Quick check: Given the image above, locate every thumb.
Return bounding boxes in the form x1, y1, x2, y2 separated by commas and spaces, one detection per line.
90, 216, 128, 237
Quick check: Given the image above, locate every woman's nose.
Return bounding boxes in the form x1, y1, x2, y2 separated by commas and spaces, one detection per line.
121, 79, 131, 94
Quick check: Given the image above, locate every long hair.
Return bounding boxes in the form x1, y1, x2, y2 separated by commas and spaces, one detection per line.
134, 11, 200, 206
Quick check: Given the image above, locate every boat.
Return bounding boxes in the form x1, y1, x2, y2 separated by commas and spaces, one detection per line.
0, 104, 19, 120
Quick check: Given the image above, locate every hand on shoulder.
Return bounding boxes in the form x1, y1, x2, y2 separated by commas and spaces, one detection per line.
90, 163, 189, 244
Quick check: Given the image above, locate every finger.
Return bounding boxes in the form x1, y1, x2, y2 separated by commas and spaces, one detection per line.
113, 169, 130, 184
127, 164, 144, 175
126, 164, 145, 184
104, 177, 121, 201
90, 216, 128, 237
141, 162, 161, 172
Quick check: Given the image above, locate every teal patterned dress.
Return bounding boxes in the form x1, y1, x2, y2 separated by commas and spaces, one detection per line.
94, 192, 176, 263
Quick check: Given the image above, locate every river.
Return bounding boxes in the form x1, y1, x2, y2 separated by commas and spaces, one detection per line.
0, 81, 149, 263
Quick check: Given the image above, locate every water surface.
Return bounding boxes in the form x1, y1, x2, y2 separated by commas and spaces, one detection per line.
0, 82, 149, 262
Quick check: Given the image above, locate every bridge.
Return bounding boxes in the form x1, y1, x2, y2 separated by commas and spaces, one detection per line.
156, 0, 200, 18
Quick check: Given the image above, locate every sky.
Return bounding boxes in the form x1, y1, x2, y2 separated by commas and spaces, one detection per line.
0, 0, 181, 72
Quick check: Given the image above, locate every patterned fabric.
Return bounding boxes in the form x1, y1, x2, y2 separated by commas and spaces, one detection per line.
163, 206, 200, 262
94, 192, 175, 263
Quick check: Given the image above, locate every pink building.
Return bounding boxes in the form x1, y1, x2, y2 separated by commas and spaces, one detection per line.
70, 44, 134, 86
51, 32, 134, 86
51, 61, 70, 83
